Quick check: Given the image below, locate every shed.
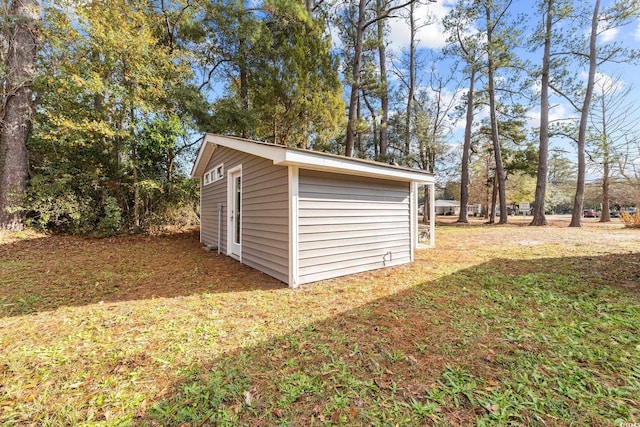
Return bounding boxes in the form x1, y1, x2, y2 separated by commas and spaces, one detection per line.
191, 134, 435, 288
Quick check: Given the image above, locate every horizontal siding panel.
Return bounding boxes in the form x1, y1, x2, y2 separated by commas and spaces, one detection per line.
299, 227, 408, 243
299, 244, 409, 268
242, 246, 288, 266
243, 258, 288, 283
301, 192, 406, 203
200, 145, 289, 283
240, 155, 289, 283
299, 237, 408, 256
247, 216, 289, 227
299, 222, 407, 234
242, 249, 288, 272
243, 208, 288, 217
243, 226, 288, 241
299, 200, 408, 211
299, 231, 409, 249
298, 215, 407, 226
243, 200, 290, 211
243, 182, 288, 198
299, 208, 408, 218
301, 253, 410, 275
300, 170, 407, 188
297, 169, 411, 284
243, 236, 289, 258
242, 174, 289, 194
299, 256, 411, 284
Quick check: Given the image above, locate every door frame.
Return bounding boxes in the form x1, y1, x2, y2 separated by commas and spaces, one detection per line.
226, 165, 242, 260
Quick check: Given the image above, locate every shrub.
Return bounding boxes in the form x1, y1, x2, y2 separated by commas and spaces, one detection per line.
620, 211, 640, 228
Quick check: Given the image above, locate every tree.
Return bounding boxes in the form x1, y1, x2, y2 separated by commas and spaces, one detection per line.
569, 0, 600, 227
482, 0, 516, 225
0, 0, 41, 231
343, 0, 421, 157
398, 0, 434, 162
587, 76, 640, 222
202, 0, 344, 147
545, 0, 640, 227
28, 0, 201, 233
530, 0, 555, 226
443, 0, 482, 223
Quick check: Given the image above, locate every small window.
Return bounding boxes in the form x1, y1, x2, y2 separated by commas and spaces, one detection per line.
203, 163, 224, 186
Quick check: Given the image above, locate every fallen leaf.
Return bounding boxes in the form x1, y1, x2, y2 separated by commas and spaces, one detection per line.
349, 407, 358, 418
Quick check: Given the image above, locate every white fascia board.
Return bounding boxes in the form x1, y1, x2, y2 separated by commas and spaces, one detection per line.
191, 134, 287, 178
190, 135, 209, 178
278, 150, 434, 184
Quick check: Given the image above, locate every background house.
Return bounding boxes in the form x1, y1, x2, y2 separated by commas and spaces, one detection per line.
435, 200, 460, 216
191, 134, 436, 287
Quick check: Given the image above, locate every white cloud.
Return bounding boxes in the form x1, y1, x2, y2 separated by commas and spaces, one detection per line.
387, 1, 453, 53
594, 71, 625, 92
600, 27, 619, 43
527, 103, 573, 131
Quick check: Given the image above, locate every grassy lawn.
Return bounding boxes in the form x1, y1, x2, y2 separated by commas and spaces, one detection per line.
0, 219, 638, 426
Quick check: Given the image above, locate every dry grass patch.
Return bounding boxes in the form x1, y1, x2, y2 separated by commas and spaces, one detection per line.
1, 221, 639, 426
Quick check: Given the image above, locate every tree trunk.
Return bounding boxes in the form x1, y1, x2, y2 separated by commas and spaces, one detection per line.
570, 0, 599, 227
238, 9, 249, 139
0, 0, 40, 231
457, 66, 475, 223
345, 0, 366, 157
531, 0, 553, 226
377, 3, 388, 159
305, 0, 314, 15
485, 5, 508, 225
362, 90, 378, 158
600, 92, 610, 222
489, 174, 497, 224
132, 146, 141, 229
404, 1, 415, 160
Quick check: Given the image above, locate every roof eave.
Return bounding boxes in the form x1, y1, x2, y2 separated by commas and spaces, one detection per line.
191, 133, 435, 184
278, 150, 434, 183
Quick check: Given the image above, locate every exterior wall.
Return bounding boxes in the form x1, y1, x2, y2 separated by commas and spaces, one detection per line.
201, 146, 289, 283
297, 169, 411, 284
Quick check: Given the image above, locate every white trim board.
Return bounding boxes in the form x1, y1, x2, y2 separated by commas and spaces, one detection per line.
288, 165, 299, 288
226, 164, 242, 261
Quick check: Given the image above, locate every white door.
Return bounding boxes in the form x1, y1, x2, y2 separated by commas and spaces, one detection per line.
227, 167, 242, 259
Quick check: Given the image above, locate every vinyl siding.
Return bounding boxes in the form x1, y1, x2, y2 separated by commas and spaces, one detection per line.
298, 170, 411, 284
200, 146, 289, 283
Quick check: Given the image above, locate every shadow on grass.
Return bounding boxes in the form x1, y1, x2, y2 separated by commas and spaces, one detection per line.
0, 229, 285, 318
141, 252, 640, 426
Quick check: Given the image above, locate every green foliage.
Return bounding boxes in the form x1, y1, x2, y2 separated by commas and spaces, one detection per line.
26, 0, 203, 234
202, 0, 345, 147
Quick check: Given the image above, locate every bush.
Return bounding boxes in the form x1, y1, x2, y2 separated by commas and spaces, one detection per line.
620, 211, 640, 228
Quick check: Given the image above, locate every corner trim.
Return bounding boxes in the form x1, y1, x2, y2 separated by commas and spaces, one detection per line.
288, 165, 299, 288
